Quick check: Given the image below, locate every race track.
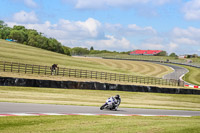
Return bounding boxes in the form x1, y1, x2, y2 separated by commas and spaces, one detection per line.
0, 62, 198, 117
161, 63, 188, 80
1, 102, 200, 117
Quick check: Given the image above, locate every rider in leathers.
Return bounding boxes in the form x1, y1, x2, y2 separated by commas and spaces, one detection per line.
112, 94, 121, 110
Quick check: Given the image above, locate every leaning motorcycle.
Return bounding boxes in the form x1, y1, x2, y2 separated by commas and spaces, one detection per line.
100, 97, 119, 111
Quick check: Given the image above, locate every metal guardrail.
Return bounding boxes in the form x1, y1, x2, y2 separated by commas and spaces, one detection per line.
0, 61, 184, 87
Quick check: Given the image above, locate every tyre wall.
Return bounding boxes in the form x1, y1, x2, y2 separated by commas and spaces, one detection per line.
0, 77, 200, 95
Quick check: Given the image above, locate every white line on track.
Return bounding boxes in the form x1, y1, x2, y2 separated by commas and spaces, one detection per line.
0, 113, 192, 117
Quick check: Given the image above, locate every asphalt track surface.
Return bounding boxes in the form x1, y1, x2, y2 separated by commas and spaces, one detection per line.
156, 63, 189, 80
1, 102, 200, 117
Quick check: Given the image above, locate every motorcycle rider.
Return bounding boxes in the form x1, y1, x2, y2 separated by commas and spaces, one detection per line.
112, 94, 121, 110
100, 94, 121, 111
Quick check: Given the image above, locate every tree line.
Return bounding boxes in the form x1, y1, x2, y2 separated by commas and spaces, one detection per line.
0, 20, 71, 55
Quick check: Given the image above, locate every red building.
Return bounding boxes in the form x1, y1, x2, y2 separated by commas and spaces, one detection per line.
129, 50, 162, 56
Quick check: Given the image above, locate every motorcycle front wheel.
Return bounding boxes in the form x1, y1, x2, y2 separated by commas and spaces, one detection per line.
100, 103, 107, 110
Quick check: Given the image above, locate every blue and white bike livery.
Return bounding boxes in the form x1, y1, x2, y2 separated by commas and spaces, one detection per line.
100, 97, 120, 111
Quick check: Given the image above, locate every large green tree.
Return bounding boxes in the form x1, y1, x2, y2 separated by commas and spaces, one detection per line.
169, 52, 178, 57
156, 51, 168, 56
63, 46, 71, 56
71, 47, 90, 55
0, 21, 11, 39
0, 20, 7, 29
9, 30, 25, 43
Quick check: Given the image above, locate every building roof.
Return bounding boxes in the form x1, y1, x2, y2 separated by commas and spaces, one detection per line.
129, 50, 162, 55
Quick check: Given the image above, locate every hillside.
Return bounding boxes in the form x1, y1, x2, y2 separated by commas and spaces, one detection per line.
0, 39, 173, 79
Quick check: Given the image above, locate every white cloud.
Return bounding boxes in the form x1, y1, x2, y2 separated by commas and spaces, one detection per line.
141, 43, 164, 50
23, 0, 37, 8
13, 11, 38, 23
172, 27, 200, 45
57, 18, 104, 39
63, 0, 175, 9
168, 42, 178, 49
105, 23, 156, 37
57, 35, 136, 51
8, 18, 104, 40
10, 0, 38, 8
81, 35, 135, 51
173, 38, 198, 45
127, 24, 157, 35
173, 27, 200, 38
167, 42, 178, 52
182, 0, 200, 20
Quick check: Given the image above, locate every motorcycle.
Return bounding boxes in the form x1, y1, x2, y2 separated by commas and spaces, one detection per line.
100, 97, 119, 111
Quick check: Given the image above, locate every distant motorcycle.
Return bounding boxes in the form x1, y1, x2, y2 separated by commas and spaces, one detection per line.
100, 96, 120, 111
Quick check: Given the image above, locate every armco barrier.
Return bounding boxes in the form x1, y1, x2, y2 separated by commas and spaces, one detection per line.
0, 77, 200, 95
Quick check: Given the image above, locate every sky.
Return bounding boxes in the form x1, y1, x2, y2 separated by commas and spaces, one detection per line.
0, 0, 200, 55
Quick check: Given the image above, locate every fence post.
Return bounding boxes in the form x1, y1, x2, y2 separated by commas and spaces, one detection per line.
18, 63, 20, 73
68, 69, 71, 77
3, 62, 6, 72
45, 66, 47, 75
131, 76, 133, 83
86, 70, 88, 78
63, 68, 65, 76
38, 65, 40, 74
32, 65, 34, 74
0, 62, 1, 71
57, 67, 59, 75
25, 64, 27, 73
11, 62, 13, 72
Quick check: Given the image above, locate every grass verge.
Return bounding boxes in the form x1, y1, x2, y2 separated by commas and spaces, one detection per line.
0, 115, 200, 133
182, 66, 200, 86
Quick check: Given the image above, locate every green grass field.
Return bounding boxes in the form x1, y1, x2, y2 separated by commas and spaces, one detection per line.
1, 115, 200, 133
182, 65, 200, 86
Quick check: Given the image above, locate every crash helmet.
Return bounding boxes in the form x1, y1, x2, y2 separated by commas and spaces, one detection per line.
115, 94, 120, 100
